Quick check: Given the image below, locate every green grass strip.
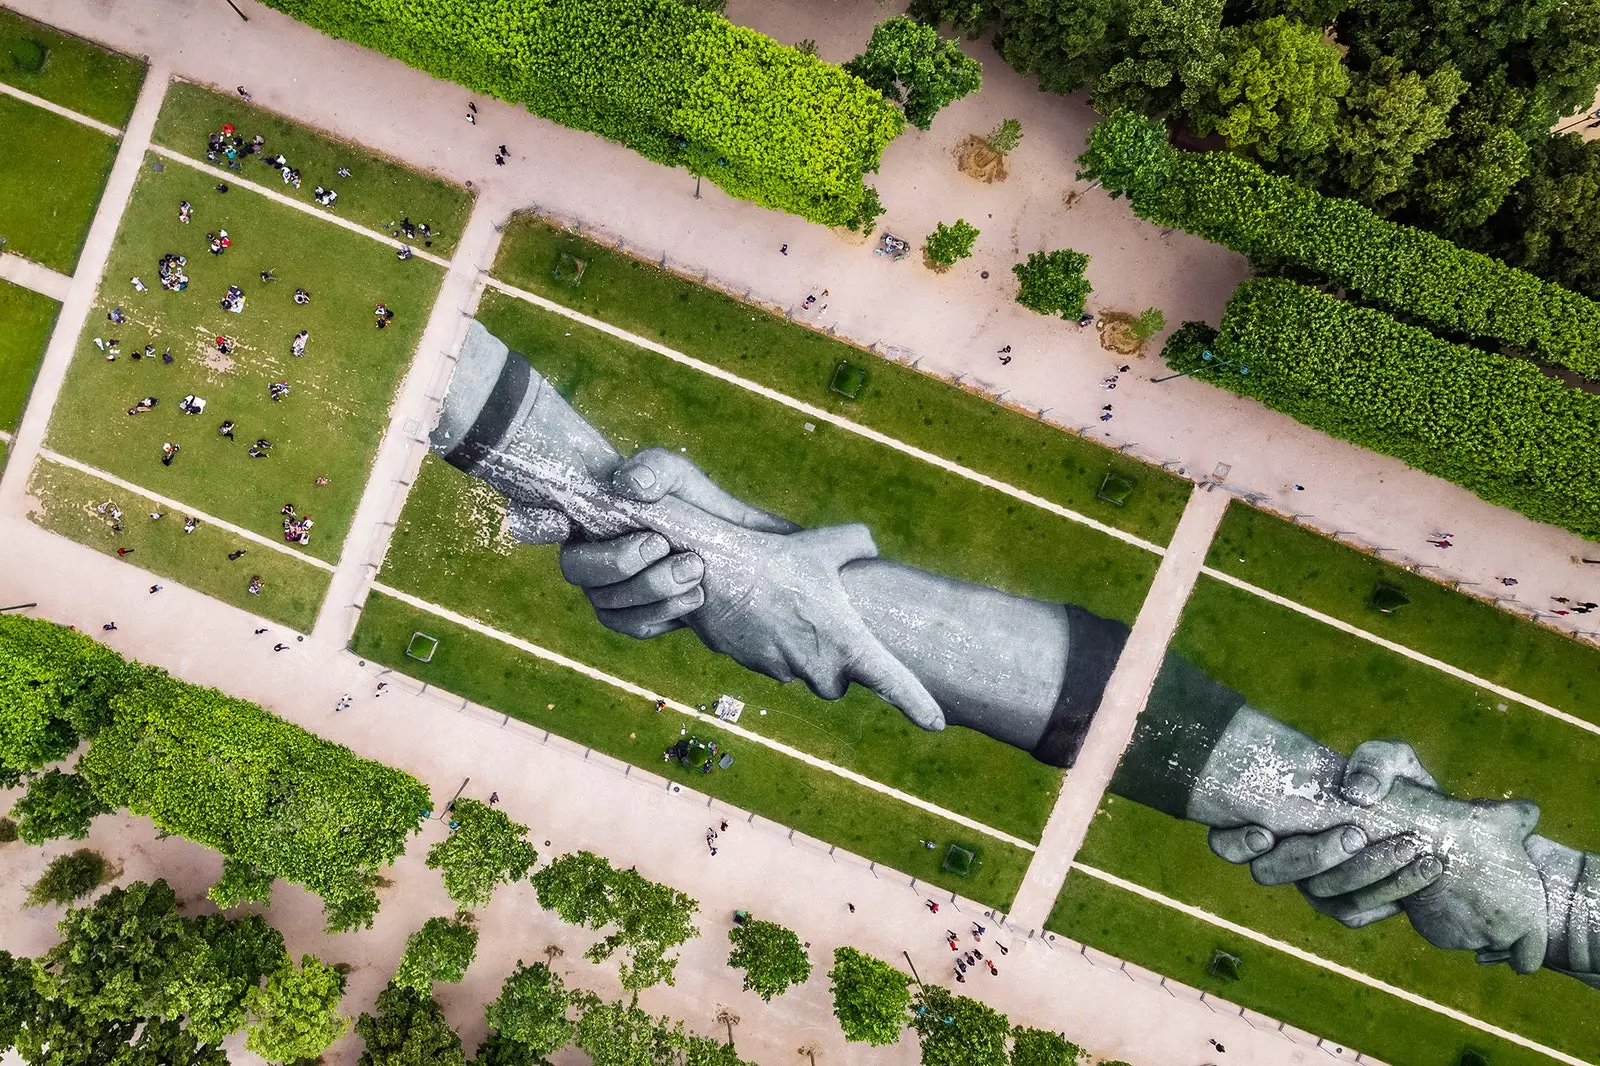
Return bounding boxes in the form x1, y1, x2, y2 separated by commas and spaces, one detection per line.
1077, 575, 1600, 1060
0, 278, 60, 433
352, 591, 1032, 908
0, 9, 145, 127
46, 153, 445, 562
1208, 501, 1600, 727
1047, 873, 1558, 1066
0, 93, 119, 274
489, 214, 1189, 545
27, 457, 330, 631
152, 81, 473, 257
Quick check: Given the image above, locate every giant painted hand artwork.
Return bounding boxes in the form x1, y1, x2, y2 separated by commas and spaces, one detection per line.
432, 321, 1600, 989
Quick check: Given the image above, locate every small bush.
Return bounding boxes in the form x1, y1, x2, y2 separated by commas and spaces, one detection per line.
25, 849, 107, 907
1131, 307, 1166, 341
924, 219, 980, 271
987, 118, 1022, 156
1013, 250, 1092, 319
0, 817, 17, 843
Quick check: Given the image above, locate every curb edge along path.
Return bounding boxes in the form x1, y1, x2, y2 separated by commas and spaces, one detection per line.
1009, 485, 1229, 930
0, 66, 170, 512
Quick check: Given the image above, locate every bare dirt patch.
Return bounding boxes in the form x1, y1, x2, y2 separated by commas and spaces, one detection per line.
956, 135, 1008, 184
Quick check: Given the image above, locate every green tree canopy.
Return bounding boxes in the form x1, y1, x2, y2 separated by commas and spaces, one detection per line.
0, 616, 132, 776
572, 999, 682, 1066
472, 1030, 546, 1066
245, 954, 349, 1064
828, 947, 910, 1046
483, 961, 583, 1057
1094, 0, 1228, 115
104, 1017, 229, 1066
426, 798, 538, 910
1009, 1026, 1080, 1066
924, 220, 981, 270
531, 851, 699, 990
911, 986, 1011, 1066
1013, 250, 1093, 319
356, 982, 466, 1066
0, 950, 39, 1053
846, 16, 983, 130
11, 770, 109, 845
177, 913, 291, 1045
208, 857, 277, 909
1492, 134, 1600, 300
1324, 55, 1465, 204
996, 0, 1120, 95
1189, 16, 1348, 161
394, 916, 480, 995
726, 917, 812, 1001
1076, 111, 1172, 200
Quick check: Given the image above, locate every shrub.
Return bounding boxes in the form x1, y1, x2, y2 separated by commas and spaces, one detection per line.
1010, 1026, 1079, 1066
10, 770, 109, 845
1082, 111, 1600, 378
258, 0, 903, 227
1012, 250, 1092, 319
0, 615, 135, 774
393, 916, 479, 994
25, 849, 107, 907
1131, 307, 1166, 341
987, 118, 1023, 156
0, 817, 16, 843
1173, 278, 1600, 539
484, 962, 581, 1057
244, 954, 349, 1064
923, 219, 979, 270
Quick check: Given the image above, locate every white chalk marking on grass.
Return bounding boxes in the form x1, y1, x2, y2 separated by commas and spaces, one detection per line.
481, 275, 1167, 558
370, 579, 1039, 852
35, 450, 335, 572
1072, 863, 1593, 1066
1202, 567, 1600, 740
0, 79, 123, 136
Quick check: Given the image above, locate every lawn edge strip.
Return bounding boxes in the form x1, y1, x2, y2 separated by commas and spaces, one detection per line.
481, 274, 1166, 559
1070, 862, 1590, 1066
147, 145, 451, 267
0, 77, 122, 136
369, 579, 1039, 851
1201, 566, 1600, 739
38, 449, 335, 573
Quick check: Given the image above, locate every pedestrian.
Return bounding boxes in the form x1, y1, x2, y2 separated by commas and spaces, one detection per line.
848, 902, 856, 913
780, 243, 788, 255
998, 345, 1012, 353
996, 942, 1008, 955
215, 183, 229, 193
466, 109, 476, 125
1100, 411, 1113, 422
148, 584, 161, 594
1553, 596, 1572, 604
102, 622, 117, 631
1077, 313, 1095, 330
498, 144, 509, 156
1209, 1038, 1226, 1053
954, 968, 966, 983
972, 922, 986, 935
1118, 364, 1131, 373
254, 627, 268, 635
273, 643, 289, 652
494, 154, 505, 166
237, 85, 252, 101
227, 549, 246, 561
489, 791, 500, 805
1499, 577, 1519, 586
117, 547, 133, 557
1102, 404, 1113, 412
956, 958, 967, 973
248, 575, 263, 596
925, 899, 939, 913
987, 960, 997, 976
720, 819, 729, 831
1428, 538, 1452, 549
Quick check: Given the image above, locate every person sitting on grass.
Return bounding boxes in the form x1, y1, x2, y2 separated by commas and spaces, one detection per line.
375, 303, 395, 329
248, 575, 263, 596
293, 288, 311, 305
219, 420, 236, 440
291, 330, 308, 358
160, 442, 179, 467
268, 380, 289, 401
126, 397, 158, 416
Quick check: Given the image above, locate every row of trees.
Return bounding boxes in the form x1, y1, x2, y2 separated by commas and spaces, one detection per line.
0, 615, 432, 933
908, 0, 1600, 302
1078, 111, 1600, 377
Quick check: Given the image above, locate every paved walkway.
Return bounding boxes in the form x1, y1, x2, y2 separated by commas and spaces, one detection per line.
0, 252, 72, 301
0, 64, 168, 512
1010, 486, 1229, 928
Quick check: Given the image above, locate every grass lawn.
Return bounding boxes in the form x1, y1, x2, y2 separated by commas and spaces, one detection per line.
1047, 874, 1553, 1066
1074, 575, 1600, 1060
152, 81, 473, 257
0, 278, 60, 432
490, 214, 1189, 546
352, 591, 1032, 908
45, 153, 445, 563
1208, 501, 1600, 726
0, 93, 119, 273
377, 290, 1168, 840
28, 458, 331, 631
0, 8, 145, 127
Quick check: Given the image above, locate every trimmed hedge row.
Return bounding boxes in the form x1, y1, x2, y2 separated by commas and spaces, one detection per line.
259, 0, 904, 227
1167, 279, 1600, 539
1085, 114, 1600, 378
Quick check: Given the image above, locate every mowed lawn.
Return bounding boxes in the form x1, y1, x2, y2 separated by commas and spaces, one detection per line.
1076, 575, 1600, 1060
0, 93, 120, 274
1048, 875, 1554, 1066
378, 291, 1167, 840
46, 155, 445, 562
1207, 501, 1600, 726
152, 81, 473, 257
28, 458, 330, 632
0, 278, 60, 432
490, 214, 1191, 546
352, 592, 1034, 908
0, 8, 145, 127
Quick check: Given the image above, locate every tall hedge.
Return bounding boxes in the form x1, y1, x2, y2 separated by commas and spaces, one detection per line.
1082, 113, 1600, 379
258, 0, 904, 226
0, 616, 135, 776
1167, 279, 1600, 538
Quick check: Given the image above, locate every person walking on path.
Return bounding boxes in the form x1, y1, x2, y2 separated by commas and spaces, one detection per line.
925, 899, 939, 913
148, 585, 161, 594
273, 643, 289, 652
102, 622, 117, 631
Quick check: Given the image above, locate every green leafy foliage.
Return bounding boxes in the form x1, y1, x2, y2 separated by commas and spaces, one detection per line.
10, 769, 109, 845
1076, 111, 1172, 200
845, 16, 983, 131
24, 848, 107, 907
357, 982, 466, 1066
683, 1034, 756, 1066
108, 1017, 230, 1066
1493, 133, 1600, 301
0, 817, 16, 842
1009, 1026, 1079, 1066
828, 947, 910, 1046
245, 953, 349, 1064
1173, 278, 1600, 539
911, 985, 1011, 1066
726, 917, 812, 1001
394, 916, 480, 995
987, 119, 1023, 156
44, 880, 204, 1025
1012, 250, 1093, 319
923, 219, 980, 270
572, 998, 683, 1066
426, 798, 538, 910
208, 857, 276, 909
1093, 0, 1228, 115
1322, 55, 1465, 205
995, 0, 1119, 95
179, 913, 290, 1044
530, 851, 699, 990
484, 961, 582, 1057
1131, 307, 1167, 340
0, 951, 39, 1054
473, 1030, 547, 1066
258, 0, 902, 227
0, 615, 132, 775
1085, 115, 1600, 377
1189, 17, 1348, 162
79, 671, 430, 932
11, 996, 139, 1066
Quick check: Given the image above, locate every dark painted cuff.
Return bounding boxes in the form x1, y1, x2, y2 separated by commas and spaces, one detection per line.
1030, 606, 1131, 769
1109, 652, 1246, 818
